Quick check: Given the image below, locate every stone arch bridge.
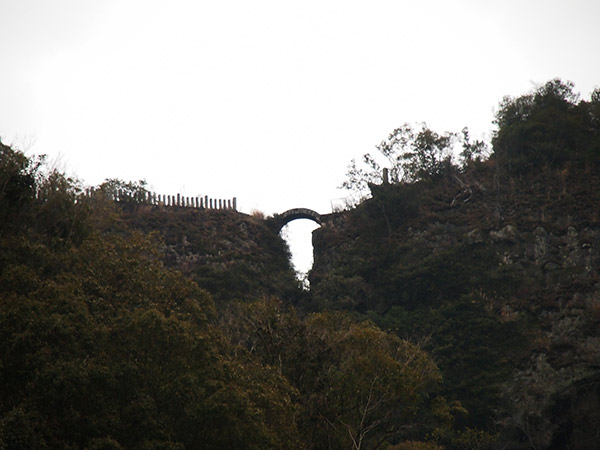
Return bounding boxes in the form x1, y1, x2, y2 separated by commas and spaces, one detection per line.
268, 208, 335, 232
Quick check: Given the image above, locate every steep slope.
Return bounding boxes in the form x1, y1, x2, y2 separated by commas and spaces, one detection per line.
310, 141, 600, 448
0, 143, 305, 449
119, 206, 302, 304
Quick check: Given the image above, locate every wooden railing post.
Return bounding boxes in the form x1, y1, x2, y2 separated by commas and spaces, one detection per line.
104, 189, 237, 212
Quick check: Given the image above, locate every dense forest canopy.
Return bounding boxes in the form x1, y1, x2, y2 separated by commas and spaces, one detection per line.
2, 78, 600, 449
0, 141, 454, 449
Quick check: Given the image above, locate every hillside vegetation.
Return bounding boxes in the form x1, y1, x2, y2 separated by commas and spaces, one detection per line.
1, 79, 599, 449
0, 145, 449, 449
311, 79, 600, 449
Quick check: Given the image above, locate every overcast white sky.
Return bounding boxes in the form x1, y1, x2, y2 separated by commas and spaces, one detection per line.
1, 0, 599, 274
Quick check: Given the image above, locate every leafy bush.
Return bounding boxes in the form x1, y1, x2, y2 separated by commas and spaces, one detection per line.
342, 123, 461, 196
492, 78, 600, 169
225, 299, 443, 449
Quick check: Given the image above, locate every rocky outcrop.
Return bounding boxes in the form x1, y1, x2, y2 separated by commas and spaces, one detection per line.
121, 207, 300, 303
309, 164, 600, 449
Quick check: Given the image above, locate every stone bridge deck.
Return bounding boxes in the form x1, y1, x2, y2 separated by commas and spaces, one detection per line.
268, 208, 337, 232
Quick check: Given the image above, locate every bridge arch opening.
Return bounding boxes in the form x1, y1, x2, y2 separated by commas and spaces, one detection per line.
272, 208, 322, 233
279, 218, 320, 289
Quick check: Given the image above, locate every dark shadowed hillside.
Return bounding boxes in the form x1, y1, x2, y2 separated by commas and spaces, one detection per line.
2, 79, 599, 449
119, 206, 301, 304
309, 79, 600, 449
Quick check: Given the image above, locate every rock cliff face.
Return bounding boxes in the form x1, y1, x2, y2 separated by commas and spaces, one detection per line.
463, 223, 600, 449
309, 162, 600, 449
120, 207, 300, 304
